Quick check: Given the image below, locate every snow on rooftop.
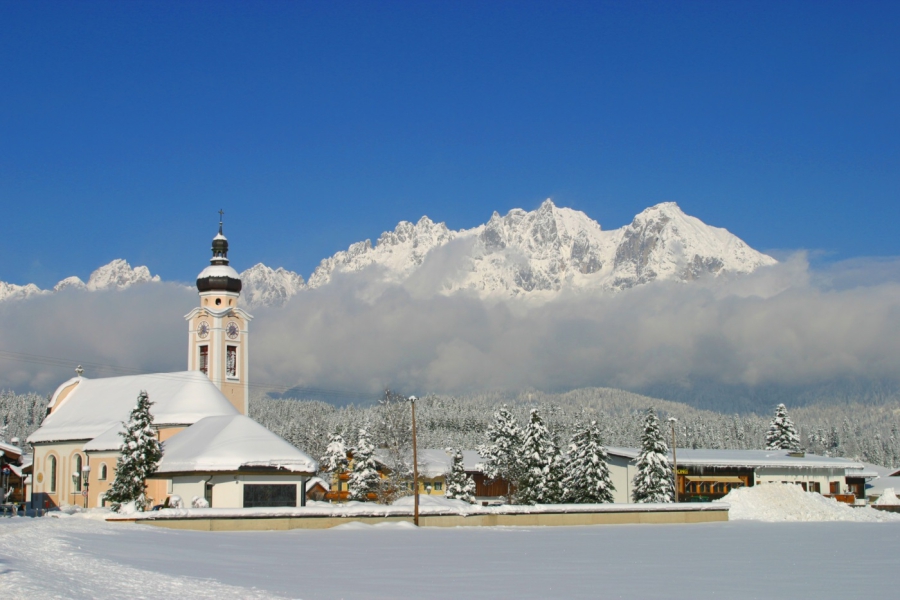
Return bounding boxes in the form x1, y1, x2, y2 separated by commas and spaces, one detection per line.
372, 448, 485, 477
82, 424, 126, 452
0, 440, 22, 457
197, 264, 240, 279
156, 414, 317, 474
28, 371, 239, 445
606, 447, 864, 470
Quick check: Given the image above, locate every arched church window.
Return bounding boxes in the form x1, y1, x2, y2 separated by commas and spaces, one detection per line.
99, 463, 108, 480
74, 454, 82, 492
48, 455, 57, 493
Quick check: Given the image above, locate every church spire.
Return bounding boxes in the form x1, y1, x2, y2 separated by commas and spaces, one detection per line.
197, 210, 242, 293
210, 209, 230, 266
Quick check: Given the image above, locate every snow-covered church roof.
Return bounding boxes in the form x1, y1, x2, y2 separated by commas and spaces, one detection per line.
156, 414, 317, 474
27, 371, 239, 445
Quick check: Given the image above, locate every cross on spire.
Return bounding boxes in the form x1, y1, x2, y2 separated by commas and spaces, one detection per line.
218, 209, 224, 234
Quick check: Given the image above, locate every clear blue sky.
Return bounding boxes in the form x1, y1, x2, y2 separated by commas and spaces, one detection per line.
2, 1, 898, 288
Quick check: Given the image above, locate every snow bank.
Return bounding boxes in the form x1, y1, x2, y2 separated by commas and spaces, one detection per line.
874, 488, 900, 506
719, 483, 900, 522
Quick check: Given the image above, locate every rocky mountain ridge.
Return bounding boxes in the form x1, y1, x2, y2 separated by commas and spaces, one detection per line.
0, 201, 776, 307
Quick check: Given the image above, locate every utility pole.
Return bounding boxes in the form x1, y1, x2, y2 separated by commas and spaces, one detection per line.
410, 395, 419, 526
668, 417, 678, 503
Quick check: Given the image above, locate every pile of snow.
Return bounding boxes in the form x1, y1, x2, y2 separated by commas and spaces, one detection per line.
874, 488, 900, 506
720, 483, 900, 522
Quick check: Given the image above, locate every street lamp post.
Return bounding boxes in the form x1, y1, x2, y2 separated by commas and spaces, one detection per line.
668, 417, 679, 503
82, 464, 91, 509
410, 395, 419, 526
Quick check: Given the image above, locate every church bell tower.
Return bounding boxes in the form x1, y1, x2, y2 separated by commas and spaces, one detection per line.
185, 211, 252, 414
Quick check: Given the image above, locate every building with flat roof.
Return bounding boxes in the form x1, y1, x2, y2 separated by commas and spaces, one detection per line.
606, 447, 873, 504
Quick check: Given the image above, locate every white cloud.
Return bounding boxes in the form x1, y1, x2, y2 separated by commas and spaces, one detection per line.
3, 255, 900, 407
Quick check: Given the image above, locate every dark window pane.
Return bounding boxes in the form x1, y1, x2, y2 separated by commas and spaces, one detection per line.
243, 484, 297, 508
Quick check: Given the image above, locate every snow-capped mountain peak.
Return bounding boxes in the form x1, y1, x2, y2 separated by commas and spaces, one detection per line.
307, 199, 776, 298
0, 201, 777, 306
239, 263, 306, 308
85, 259, 160, 291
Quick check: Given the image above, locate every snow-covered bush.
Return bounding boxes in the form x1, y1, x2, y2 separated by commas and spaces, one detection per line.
191, 496, 209, 508
166, 495, 183, 509
874, 488, 900, 506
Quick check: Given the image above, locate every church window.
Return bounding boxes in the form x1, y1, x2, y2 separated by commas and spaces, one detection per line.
99, 463, 108, 480
226, 346, 237, 378
199, 345, 209, 375
74, 454, 82, 492
48, 455, 57, 493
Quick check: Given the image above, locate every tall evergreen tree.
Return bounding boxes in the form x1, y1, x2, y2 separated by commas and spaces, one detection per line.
632, 408, 674, 503
104, 391, 163, 512
320, 431, 349, 495
561, 421, 615, 503
348, 428, 380, 502
518, 408, 563, 504
766, 404, 801, 451
478, 404, 524, 503
444, 448, 476, 503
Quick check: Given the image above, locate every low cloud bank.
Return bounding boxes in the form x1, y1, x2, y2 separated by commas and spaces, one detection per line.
3, 254, 900, 410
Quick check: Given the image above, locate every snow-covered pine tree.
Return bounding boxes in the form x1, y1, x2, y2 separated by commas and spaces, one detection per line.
478, 404, 523, 503
517, 408, 563, 505
348, 428, 380, 502
561, 421, 615, 503
104, 391, 163, 512
444, 448, 476, 503
632, 408, 674, 503
765, 404, 801, 451
320, 431, 349, 494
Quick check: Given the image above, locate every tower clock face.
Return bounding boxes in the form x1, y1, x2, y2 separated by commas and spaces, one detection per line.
198, 321, 210, 338
226, 321, 240, 339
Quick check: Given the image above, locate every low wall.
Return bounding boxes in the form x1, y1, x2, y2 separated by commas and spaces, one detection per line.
121, 505, 728, 532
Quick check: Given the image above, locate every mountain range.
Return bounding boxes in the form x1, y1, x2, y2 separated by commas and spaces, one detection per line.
0, 201, 776, 307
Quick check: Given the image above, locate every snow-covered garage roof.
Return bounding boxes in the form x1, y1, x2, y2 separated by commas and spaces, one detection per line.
156, 414, 317, 474
27, 371, 238, 445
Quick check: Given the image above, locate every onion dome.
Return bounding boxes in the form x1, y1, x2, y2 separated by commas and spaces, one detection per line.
197, 213, 242, 293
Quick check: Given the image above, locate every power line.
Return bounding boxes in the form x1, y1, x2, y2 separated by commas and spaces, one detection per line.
0, 349, 380, 403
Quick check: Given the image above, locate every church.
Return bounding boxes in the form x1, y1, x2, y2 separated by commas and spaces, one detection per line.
27, 219, 317, 510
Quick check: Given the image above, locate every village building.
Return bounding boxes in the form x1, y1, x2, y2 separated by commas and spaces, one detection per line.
26, 218, 317, 510
327, 448, 509, 503
0, 439, 28, 510
607, 447, 875, 504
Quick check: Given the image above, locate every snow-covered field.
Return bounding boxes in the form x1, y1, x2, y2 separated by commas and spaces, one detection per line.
2, 508, 899, 599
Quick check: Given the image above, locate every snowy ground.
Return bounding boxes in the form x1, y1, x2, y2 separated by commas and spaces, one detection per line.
2, 514, 899, 599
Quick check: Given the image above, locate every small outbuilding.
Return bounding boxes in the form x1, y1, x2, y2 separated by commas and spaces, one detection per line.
151, 414, 317, 508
